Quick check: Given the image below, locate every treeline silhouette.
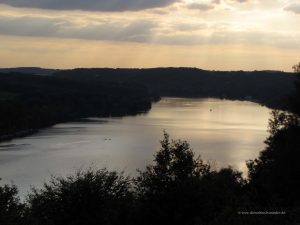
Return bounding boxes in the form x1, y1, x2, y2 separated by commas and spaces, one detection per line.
53, 68, 295, 109
1, 65, 300, 224
0, 73, 152, 141
0, 67, 295, 141
0, 67, 58, 76
1, 67, 295, 108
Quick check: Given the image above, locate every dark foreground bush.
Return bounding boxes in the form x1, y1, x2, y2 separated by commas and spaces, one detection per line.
0, 181, 25, 225
134, 132, 245, 225
1, 127, 300, 225
27, 169, 133, 225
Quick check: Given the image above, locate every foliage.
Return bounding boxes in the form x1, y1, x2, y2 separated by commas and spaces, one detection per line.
247, 111, 300, 201
1, 124, 299, 225
292, 62, 300, 74
245, 63, 300, 223
134, 132, 245, 225
290, 62, 300, 115
27, 168, 133, 225
0, 180, 25, 225
54, 68, 295, 109
136, 132, 210, 194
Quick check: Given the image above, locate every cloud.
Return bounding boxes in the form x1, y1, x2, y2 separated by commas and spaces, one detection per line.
185, 0, 224, 11
212, 0, 221, 4
186, 3, 215, 11
226, 0, 248, 3
0, 15, 156, 42
284, 3, 300, 14
173, 23, 207, 32
0, 0, 178, 11
0, 11, 299, 50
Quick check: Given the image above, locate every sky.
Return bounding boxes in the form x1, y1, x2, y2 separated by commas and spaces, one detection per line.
0, 0, 299, 71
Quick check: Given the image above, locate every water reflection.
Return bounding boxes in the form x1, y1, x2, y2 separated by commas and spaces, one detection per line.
0, 98, 271, 195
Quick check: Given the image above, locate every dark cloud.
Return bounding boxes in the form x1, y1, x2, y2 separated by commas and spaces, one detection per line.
212, 0, 221, 4
0, 0, 178, 11
173, 23, 207, 31
284, 3, 300, 14
0, 15, 156, 42
185, 0, 224, 11
186, 3, 215, 11
225, 0, 248, 3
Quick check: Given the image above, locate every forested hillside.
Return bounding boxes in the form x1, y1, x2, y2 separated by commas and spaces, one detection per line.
0, 67, 58, 76
0, 67, 296, 141
0, 73, 151, 141
54, 68, 295, 109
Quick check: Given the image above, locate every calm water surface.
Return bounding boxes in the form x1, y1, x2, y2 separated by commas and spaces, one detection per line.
0, 98, 271, 195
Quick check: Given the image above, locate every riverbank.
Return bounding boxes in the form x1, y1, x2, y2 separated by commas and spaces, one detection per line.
0, 72, 153, 143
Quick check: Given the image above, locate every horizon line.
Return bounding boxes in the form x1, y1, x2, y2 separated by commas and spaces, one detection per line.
0, 66, 290, 73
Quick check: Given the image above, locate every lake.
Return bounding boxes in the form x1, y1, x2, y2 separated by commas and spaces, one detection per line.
0, 98, 271, 195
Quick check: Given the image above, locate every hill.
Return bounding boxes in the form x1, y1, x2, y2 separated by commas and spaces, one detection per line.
0, 67, 59, 76
53, 68, 296, 109
0, 72, 151, 141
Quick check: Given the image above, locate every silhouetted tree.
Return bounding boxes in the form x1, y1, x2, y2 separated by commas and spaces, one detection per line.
248, 112, 299, 192
245, 63, 300, 223
290, 62, 300, 115
0, 180, 25, 225
135, 132, 245, 225
27, 169, 133, 225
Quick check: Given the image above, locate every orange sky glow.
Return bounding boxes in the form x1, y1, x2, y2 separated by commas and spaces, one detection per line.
0, 0, 299, 71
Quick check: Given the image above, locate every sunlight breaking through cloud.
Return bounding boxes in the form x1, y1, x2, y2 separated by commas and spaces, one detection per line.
0, 0, 299, 70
